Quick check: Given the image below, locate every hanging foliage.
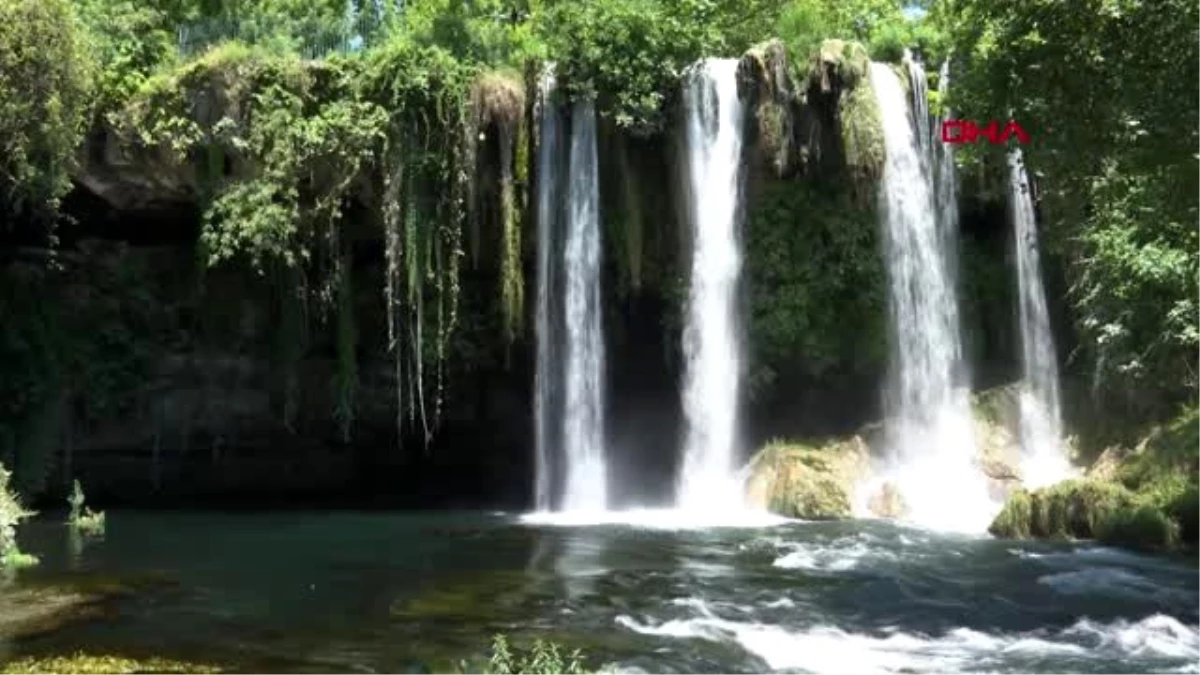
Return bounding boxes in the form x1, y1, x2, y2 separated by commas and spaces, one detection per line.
361, 38, 473, 451
471, 70, 527, 344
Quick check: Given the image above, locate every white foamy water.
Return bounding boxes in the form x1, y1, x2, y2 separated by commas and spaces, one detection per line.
617, 604, 1200, 673
676, 59, 747, 513
561, 98, 608, 511
870, 61, 996, 533
1008, 149, 1074, 489
520, 508, 789, 530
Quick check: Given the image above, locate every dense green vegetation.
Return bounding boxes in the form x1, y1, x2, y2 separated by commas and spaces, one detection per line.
939, 0, 1199, 427
944, 0, 1197, 549
0, 0, 1192, 547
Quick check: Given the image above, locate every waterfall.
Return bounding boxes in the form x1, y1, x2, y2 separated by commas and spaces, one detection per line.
533, 74, 608, 512
870, 61, 993, 532
932, 62, 961, 281
1008, 150, 1072, 488
533, 70, 564, 511
676, 59, 746, 511
561, 98, 608, 511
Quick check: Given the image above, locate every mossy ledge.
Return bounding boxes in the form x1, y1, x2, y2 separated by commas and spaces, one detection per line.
988, 406, 1198, 553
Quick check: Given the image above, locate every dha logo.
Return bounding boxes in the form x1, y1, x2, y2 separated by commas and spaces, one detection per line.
941, 120, 1030, 145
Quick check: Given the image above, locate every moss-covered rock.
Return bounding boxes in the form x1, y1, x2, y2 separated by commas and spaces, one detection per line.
1095, 504, 1181, 551
802, 39, 883, 187
989, 479, 1137, 540
745, 437, 870, 519
739, 40, 795, 178
838, 74, 884, 186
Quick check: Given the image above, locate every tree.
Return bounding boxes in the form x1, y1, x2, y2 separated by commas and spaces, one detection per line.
0, 0, 93, 227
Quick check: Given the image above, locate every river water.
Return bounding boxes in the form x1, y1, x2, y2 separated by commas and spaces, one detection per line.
4, 512, 1197, 673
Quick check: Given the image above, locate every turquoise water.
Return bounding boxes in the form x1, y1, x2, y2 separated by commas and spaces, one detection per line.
3, 512, 1197, 673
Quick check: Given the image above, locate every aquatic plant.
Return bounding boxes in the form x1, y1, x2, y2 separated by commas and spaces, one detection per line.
66, 479, 106, 535
481, 634, 588, 675
0, 462, 36, 570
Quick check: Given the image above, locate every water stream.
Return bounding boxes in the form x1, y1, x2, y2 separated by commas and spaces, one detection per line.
1008, 149, 1072, 488
5, 512, 1196, 673
676, 59, 747, 512
869, 61, 994, 532
533, 69, 564, 511
533, 81, 609, 512
561, 99, 609, 511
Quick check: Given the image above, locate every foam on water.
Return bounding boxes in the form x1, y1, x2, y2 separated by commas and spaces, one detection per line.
519, 508, 790, 530
616, 604, 1200, 673
770, 534, 895, 572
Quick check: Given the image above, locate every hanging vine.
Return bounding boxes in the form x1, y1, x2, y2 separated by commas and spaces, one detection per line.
471, 71, 527, 344
364, 41, 473, 452
332, 249, 357, 444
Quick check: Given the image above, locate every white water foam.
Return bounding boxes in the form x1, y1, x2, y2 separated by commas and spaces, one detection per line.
519, 508, 789, 530
617, 605, 1200, 673
770, 534, 896, 572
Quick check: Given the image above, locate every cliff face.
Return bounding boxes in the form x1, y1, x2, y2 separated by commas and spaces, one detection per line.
0, 40, 1016, 509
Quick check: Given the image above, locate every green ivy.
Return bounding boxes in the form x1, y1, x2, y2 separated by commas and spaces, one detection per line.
745, 180, 886, 399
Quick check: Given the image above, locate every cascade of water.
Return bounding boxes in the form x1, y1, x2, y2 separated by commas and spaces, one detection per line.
560, 98, 608, 511
870, 61, 993, 532
676, 59, 746, 511
533, 69, 564, 511
1008, 150, 1071, 488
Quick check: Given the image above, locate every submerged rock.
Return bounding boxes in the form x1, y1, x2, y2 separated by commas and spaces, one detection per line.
0, 587, 110, 640
744, 436, 870, 519
0, 573, 182, 640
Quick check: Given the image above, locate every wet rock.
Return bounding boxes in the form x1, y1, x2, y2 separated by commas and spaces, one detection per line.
744, 436, 871, 519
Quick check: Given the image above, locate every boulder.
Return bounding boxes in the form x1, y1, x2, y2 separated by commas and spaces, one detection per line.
744, 436, 871, 519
